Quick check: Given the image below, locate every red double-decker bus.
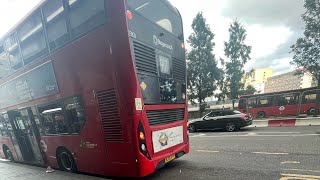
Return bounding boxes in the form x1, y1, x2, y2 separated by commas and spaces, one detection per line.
238, 87, 319, 118
0, 0, 189, 177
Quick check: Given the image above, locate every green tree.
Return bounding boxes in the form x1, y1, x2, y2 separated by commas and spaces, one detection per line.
223, 20, 252, 100
291, 0, 320, 115
291, 0, 320, 88
187, 12, 221, 115
240, 85, 257, 96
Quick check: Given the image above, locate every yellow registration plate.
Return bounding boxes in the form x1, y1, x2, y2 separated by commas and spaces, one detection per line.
164, 155, 176, 163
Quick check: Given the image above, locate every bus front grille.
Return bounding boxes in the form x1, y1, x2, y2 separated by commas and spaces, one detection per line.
133, 41, 157, 75
97, 89, 124, 142
146, 108, 185, 126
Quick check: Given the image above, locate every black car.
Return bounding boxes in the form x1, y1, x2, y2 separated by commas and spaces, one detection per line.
188, 110, 253, 133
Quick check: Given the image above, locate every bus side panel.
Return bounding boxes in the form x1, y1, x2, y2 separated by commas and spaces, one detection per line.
38, 24, 116, 175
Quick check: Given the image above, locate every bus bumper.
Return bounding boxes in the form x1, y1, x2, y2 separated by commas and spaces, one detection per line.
137, 142, 189, 177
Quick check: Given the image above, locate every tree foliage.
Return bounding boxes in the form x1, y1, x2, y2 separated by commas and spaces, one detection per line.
222, 20, 252, 100
291, 0, 320, 87
187, 12, 221, 114
240, 85, 257, 96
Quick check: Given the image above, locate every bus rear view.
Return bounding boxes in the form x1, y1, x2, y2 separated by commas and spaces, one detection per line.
126, 0, 189, 177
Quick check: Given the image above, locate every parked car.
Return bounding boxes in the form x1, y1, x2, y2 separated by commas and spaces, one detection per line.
188, 110, 253, 133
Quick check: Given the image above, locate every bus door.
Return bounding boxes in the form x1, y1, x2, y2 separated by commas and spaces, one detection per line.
7, 109, 44, 164
278, 93, 300, 116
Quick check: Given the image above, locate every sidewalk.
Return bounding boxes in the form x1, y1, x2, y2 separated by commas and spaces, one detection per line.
0, 160, 106, 180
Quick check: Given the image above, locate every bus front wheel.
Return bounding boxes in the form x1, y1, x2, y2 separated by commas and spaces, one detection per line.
257, 111, 266, 118
3, 145, 14, 161
57, 148, 77, 173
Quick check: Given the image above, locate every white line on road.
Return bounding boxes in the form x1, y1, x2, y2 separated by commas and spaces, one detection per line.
258, 132, 302, 134
190, 134, 320, 138
281, 161, 300, 164
283, 169, 320, 173
196, 150, 219, 153
252, 152, 289, 155
281, 173, 320, 179
189, 133, 206, 137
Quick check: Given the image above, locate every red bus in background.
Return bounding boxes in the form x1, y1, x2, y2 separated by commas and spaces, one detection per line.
0, 0, 188, 177
238, 87, 320, 118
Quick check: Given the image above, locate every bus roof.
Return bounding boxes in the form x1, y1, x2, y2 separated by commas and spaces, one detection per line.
240, 86, 318, 98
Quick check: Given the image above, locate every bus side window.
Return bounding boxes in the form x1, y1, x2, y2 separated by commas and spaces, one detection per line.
18, 11, 48, 65
42, 0, 69, 51
64, 97, 86, 134
303, 93, 316, 104
68, 0, 106, 39
238, 99, 247, 109
39, 103, 68, 135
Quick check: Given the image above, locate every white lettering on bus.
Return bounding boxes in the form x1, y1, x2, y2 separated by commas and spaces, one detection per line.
153, 35, 173, 50
129, 30, 137, 39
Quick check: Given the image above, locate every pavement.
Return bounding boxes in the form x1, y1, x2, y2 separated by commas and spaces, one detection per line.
1, 126, 320, 180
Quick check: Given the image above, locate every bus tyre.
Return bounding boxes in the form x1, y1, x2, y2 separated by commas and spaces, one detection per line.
257, 111, 266, 118
3, 146, 14, 161
188, 124, 197, 133
307, 108, 318, 116
225, 122, 237, 132
57, 148, 77, 173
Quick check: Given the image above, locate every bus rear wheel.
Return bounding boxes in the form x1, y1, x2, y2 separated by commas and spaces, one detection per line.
57, 148, 77, 173
307, 108, 318, 116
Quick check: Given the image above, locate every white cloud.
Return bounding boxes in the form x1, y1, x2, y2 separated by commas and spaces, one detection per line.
0, 0, 41, 37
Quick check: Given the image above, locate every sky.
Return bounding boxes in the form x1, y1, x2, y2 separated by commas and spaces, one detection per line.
0, 0, 305, 76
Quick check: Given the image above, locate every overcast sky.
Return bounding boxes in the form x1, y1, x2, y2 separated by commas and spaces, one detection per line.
0, 0, 305, 76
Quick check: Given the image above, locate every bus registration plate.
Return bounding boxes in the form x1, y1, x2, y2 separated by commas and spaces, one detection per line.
165, 155, 175, 163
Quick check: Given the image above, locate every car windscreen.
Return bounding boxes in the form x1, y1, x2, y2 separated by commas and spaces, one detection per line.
126, 0, 183, 40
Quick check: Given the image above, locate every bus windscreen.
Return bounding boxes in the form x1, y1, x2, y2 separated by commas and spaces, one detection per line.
126, 0, 183, 40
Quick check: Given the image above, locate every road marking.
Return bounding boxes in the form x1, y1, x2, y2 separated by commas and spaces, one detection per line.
196, 150, 219, 153
247, 132, 257, 136
283, 169, 320, 173
190, 134, 319, 138
252, 152, 289, 155
281, 161, 300, 164
281, 173, 320, 179
189, 133, 206, 137
259, 132, 301, 134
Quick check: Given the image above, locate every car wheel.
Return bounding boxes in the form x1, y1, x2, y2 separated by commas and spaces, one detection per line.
225, 122, 237, 132
57, 148, 77, 173
257, 111, 266, 118
188, 124, 197, 133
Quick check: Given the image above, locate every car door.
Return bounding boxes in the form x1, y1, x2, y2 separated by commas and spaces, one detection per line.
202, 112, 223, 129
213, 111, 228, 129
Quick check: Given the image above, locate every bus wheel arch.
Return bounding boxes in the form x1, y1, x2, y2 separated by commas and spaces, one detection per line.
256, 111, 266, 118
2, 145, 14, 161
56, 146, 77, 173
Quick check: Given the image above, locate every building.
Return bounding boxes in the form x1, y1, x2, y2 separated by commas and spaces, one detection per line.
243, 68, 273, 93
264, 71, 314, 93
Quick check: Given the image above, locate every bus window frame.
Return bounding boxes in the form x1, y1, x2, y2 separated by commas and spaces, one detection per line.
37, 95, 86, 136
